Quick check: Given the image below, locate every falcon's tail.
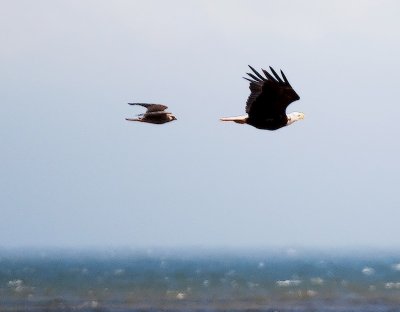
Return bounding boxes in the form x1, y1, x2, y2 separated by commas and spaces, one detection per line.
125, 118, 142, 122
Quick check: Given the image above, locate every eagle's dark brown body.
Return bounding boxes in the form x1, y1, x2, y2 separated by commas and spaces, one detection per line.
221, 66, 303, 130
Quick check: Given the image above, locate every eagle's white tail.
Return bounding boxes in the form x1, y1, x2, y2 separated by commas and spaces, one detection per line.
220, 115, 248, 124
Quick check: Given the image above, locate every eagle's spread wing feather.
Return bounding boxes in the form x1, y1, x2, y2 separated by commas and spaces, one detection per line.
128, 103, 168, 113
244, 66, 300, 118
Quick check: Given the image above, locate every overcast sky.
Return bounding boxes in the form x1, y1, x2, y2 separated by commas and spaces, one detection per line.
1, 0, 400, 249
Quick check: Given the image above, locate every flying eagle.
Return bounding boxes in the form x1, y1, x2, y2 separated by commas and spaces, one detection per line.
220, 66, 304, 130
125, 103, 177, 124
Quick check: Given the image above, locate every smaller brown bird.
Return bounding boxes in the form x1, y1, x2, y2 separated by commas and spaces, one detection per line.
126, 103, 177, 124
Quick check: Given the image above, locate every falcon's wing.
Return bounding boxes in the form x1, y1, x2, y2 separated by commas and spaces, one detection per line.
142, 111, 169, 117
128, 103, 168, 113
244, 66, 300, 119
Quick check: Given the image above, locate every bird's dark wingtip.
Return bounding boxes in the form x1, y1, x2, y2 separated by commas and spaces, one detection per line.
281, 69, 292, 87
269, 66, 284, 83
261, 68, 278, 82
248, 65, 266, 81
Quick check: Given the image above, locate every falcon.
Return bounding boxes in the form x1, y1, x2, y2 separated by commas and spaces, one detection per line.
126, 103, 177, 124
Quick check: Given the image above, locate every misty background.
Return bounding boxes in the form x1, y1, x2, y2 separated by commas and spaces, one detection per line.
1, 0, 400, 248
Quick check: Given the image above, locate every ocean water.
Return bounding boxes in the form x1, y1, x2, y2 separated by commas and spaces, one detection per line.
1, 248, 400, 311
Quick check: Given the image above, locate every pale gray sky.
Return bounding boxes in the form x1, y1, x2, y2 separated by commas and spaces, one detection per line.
1, 0, 400, 248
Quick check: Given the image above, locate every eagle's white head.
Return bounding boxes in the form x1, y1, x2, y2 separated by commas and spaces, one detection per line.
287, 112, 305, 126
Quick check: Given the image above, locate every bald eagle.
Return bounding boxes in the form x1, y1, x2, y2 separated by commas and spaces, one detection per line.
126, 103, 177, 124
220, 66, 304, 130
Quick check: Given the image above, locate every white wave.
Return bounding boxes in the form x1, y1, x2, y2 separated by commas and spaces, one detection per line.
77, 300, 99, 309
247, 281, 259, 288
362, 267, 375, 275
306, 289, 318, 297
7, 279, 30, 293
8, 279, 23, 287
385, 282, 400, 289
176, 292, 186, 300
310, 277, 324, 285
276, 279, 301, 287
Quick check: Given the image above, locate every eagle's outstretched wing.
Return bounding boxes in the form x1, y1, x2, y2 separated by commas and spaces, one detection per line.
128, 103, 168, 113
244, 66, 300, 119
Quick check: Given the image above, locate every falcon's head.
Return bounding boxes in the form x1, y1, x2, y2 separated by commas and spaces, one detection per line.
168, 114, 177, 121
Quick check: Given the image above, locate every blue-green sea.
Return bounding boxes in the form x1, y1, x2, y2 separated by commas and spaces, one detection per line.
2, 248, 400, 311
